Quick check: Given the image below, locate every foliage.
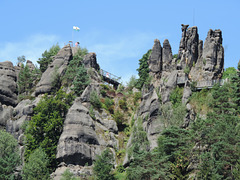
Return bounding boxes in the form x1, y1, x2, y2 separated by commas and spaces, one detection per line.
169, 86, 183, 107
17, 55, 26, 63
62, 47, 88, 86
0, 130, 21, 180
113, 110, 125, 130
203, 58, 206, 65
22, 147, 50, 180
184, 66, 190, 74
61, 169, 80, 180
24, 89, 74, 169
90, 91, 102, 109
159, 103, 186, 128
133, 92, 141, 105
189, 88, 213, 115
119, 97, 128, 110
93, 148, 115, 180
126, 75, 138, 90
38, 44, 60, 73
136, 49, 152, 89
89, 105, 96, 120
173, 54, 178, 59
191, 83, 240, 179
103, 97, 115, 114
222, 67, 237, 79
18, 64, 33, 94
71, 64, 90, 96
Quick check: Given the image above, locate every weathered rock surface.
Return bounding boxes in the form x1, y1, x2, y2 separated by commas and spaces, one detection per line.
149, 39, 162, 76
0, 61, 18, 106
162, 39, 173, 71
0, 103, 13, 128
26, 60, 35, 71
138, 85, 162, 149
35, 45, 72, 96
83, 53, 100, 71
178, 25, 199, 70
56, 97, 118, 167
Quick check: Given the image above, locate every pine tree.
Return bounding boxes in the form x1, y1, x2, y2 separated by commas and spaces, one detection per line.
22, 148, 50, 180
93, 148, 115, 180
136, 49, 152, 89
0, 130, 21, 180
38, 44, 60, 73
71, 64, 90, 96
196, 83, 240, 179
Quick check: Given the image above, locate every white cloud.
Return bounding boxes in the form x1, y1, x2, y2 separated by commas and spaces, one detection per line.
0, 34, 59, 65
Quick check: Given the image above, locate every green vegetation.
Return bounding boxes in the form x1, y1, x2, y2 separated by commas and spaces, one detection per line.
24, 89, 74, 169
173, 54, 178, 59
93, 148, 115, 180
203, 58, 206, 65
38, 44, 60, 73
0, 130, 21, 180
136, 49, 152, 89
17, 55, 26, 63
62, 47, 88, 86
184, 65, 190, 74
169, 86, 184, 107
222, 67, 237, 79
71, 64, 90, 96
18, 63, 41, 97
22, 148, 50, 180
61, 169, 80, 180
90, 91, 102, 109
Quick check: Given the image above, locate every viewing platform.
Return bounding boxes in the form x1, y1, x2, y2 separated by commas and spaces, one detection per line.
100, 69, 121, 88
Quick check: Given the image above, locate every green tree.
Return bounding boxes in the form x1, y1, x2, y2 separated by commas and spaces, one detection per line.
136, 49, 152, 89
71, 64, 90, 96
222, 67, 237, 79
193, 83, 240, 179
24, 89, 74, 169
93, 148, 115, 180
17, 55, 26, 63
18, 64, 33, 94
22, 147, 50, 180
0, 130, 21, 180
38, 44, 60, 73
62, 47, 88, 86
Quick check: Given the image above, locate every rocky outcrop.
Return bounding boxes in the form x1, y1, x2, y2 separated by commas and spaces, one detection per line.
0, 61, 17, 106
148, 39, 162, 77
26, 60, 35, 71
35, 45, 72, 96
56, 97, 118, 167
162, 39, 173, 72
178, 25, 199, 70
190, 29, 224, 82
83, 53, 100, 71
137, 85, 162, 149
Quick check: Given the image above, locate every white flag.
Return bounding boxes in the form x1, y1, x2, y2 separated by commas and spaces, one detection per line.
73, 26, 80, 31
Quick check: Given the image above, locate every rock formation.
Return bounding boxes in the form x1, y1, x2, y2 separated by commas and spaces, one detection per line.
35, 45, 72, 96
0, 61, 18, 106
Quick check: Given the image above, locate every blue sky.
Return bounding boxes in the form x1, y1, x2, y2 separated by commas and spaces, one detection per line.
0, 0, 239, 83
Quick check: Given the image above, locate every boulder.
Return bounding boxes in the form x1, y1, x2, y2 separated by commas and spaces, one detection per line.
0, 61, 18, 106
35, 45, 72, 96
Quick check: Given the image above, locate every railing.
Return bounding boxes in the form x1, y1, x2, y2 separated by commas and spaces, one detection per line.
100, 69, 121, 83
196, 79, 226, 89
177, 76, 227, 89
